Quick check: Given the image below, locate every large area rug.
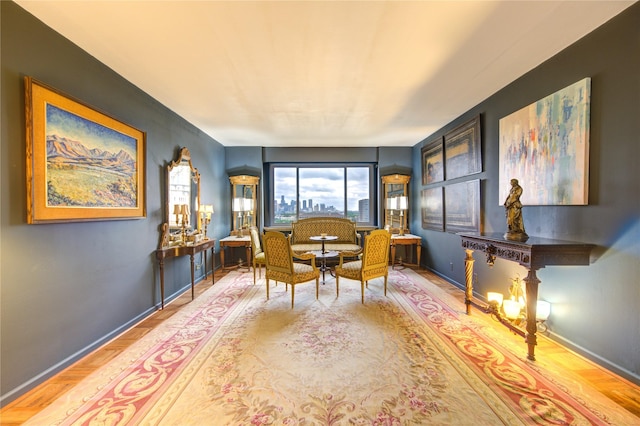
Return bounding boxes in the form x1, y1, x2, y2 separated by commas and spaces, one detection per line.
27, 269, 637, 425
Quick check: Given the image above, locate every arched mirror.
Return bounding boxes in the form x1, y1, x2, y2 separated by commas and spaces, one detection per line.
167, 147, 200, 232
229, 175, 259, 234
382, 174, 410, 234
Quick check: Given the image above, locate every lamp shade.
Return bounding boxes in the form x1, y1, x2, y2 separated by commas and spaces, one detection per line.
387, 197, 398, 210
536, 300, 551, 321
233, 198, 244, 212
503, 299, 521, 319
243, 198, 253, 212
487, 292, 504, 305
397, 196, 408, 210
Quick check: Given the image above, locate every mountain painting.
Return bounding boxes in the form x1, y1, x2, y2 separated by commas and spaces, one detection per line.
46, 103, 138, 208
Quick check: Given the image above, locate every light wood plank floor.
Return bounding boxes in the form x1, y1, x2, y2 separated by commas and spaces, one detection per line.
2, 267, 639, 424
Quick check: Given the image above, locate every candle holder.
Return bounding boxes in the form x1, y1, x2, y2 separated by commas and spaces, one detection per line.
199, 205, 214, 239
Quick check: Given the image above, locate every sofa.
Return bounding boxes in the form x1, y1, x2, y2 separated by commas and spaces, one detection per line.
288, 217, 362, 255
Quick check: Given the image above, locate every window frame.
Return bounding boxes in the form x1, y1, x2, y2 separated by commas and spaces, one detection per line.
266, 162, 377, 227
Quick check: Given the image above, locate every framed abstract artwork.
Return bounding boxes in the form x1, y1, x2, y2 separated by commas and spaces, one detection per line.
421, 137, 444, 185
421, 187, 443, 231
444, 115, 482, 180
444, 179, 480, 233
25, 77, 146, 223
499, 78, 590, 205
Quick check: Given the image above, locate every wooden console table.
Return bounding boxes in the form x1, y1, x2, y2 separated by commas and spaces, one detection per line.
458, 232, 594, 361
155, 238, 216, 309
219, 235, 252, 270
390, 234, 422, 268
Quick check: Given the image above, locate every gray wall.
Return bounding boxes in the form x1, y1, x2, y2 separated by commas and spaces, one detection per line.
410, 3, 639, 383
1, 1, 228, 404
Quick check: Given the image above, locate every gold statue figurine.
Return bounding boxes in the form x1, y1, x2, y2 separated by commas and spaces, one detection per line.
504, 178, 528, 241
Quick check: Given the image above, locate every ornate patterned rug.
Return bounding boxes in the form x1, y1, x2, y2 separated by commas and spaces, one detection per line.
27, 269, 637, 425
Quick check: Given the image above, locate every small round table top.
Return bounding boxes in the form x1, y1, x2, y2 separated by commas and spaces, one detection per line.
308, 250, 339, 259
309, 235, 338, 241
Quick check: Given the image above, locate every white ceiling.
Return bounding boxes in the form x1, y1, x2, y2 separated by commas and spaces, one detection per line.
16, 1, 634, 148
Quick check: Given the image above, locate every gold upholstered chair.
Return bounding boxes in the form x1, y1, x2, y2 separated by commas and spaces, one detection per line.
335, 229, 391, 303
249, 226, 266, 285
262, 231, 320, 308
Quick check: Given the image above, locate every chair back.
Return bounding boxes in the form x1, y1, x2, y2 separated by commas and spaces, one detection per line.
362, 229, 391, 273
249, 226, 263, 255
263, 231, 294, 275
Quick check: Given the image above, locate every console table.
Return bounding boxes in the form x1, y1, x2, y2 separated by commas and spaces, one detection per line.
458, 232, 594, 361
390, 234, 422, 269
219, 235, 252, 270
155, 238, 216, 309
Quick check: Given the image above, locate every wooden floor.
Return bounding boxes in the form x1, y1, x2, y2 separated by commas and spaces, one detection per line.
2, 267, 639, 424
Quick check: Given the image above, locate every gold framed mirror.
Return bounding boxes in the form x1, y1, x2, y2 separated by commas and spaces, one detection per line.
166, 147, 200, 231
382, 174, 410, 234
229, 175, 259, 234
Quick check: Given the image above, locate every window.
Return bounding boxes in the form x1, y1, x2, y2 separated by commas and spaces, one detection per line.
269, 164, 374, 226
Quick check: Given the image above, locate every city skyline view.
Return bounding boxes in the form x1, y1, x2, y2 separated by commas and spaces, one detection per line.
273, 166, 371, 223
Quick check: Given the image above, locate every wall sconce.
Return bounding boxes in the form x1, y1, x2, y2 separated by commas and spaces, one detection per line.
199, 204, 214, 239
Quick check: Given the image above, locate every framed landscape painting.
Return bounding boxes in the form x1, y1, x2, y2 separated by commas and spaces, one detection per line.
25, 77, 146, 223
444, 115, 481, 180
444, 179, 480, 233
499, 78, 590, 205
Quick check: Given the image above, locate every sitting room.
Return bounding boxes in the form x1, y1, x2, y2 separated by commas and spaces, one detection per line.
1, 1, 639, 423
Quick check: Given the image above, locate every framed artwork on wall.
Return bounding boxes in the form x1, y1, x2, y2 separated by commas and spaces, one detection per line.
421, 137, 444, 185
445, 179, 480, 233
421, 187, 443, 231
444, 115, 482, 180
499, 78, 590, 205
25, 77, 146, 223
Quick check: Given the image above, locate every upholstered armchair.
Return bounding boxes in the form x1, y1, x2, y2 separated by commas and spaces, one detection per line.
262, 231, 320, 308
335, 229, 391, 303
249, 226, 266, 285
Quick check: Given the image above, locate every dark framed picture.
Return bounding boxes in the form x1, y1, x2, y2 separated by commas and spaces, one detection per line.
25, 77, 146, 223
421, 187, 443, 231
445, 179, 480, 233
421, 137, 444, 185
444, 115, 481, 180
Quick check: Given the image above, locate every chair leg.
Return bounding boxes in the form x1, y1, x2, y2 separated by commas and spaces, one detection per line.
384, 274, 388, 296
336, 276, 340, 297
315, 278, 319, 300
291, 285, 295, 309
266, 278, 270, 300
253, 262, 257, 285
361, 280, 365, 304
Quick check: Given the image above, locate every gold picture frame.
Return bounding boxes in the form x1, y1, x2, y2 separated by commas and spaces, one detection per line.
25, 77, 146, 223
